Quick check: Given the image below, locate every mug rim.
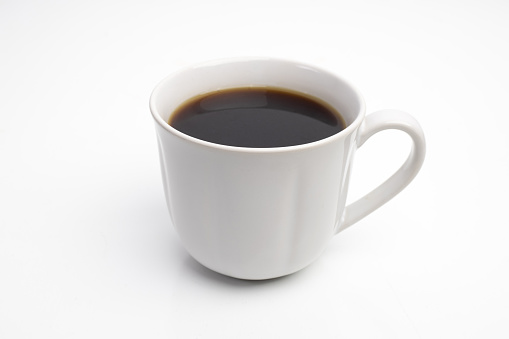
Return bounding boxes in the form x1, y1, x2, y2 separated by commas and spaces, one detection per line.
149, 57, 366, 153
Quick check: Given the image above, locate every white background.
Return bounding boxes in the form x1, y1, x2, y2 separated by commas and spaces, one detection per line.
1, 0, 508, 338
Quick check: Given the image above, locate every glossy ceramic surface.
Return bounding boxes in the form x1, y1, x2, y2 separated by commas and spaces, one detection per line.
150, 58, 425, 279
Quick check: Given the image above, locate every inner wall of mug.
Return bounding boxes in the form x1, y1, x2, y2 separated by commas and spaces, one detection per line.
151, 58, 363, 129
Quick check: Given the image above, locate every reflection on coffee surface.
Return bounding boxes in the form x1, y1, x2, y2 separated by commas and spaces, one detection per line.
168, 87, 346, 148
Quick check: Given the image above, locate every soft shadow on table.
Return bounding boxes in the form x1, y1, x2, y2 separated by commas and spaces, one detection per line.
181, 252, 308, 288
131, 183, 311, 287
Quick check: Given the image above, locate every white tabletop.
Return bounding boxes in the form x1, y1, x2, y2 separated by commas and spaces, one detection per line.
1, 0, 508, 338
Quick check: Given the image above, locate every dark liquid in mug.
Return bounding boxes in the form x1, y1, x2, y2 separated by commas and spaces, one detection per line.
168, 87, 346, 148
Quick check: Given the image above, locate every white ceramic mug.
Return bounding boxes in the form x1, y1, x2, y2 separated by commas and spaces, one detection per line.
150, 58, 426, 280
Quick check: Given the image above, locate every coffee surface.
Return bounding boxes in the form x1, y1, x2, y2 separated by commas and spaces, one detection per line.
168, 87, 346, 148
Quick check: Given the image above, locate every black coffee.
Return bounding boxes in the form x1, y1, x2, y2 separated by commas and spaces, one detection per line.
168, 87, 346, 148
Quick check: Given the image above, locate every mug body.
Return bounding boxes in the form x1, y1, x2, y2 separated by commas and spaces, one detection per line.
150, 58, 365, 279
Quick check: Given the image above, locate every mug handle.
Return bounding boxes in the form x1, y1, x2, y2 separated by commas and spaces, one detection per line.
336, 109, 426, 233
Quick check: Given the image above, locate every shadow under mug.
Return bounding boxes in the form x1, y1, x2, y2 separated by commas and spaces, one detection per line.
150, 58, 426, 280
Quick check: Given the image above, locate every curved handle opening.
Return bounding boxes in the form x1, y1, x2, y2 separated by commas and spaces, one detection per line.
336, 109, 426, 234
